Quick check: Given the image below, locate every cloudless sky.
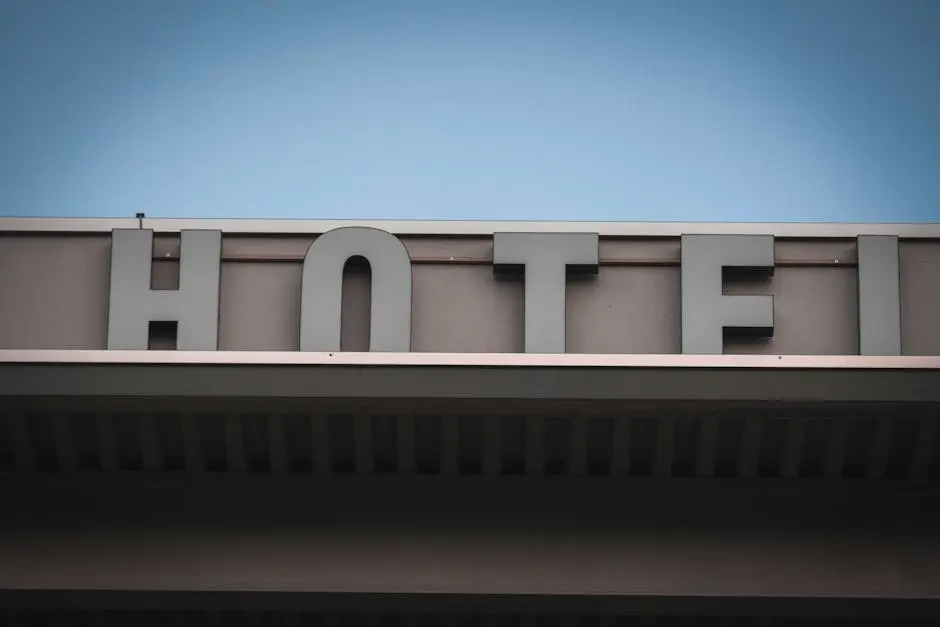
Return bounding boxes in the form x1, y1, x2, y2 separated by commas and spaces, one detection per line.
1, 0, 939, 222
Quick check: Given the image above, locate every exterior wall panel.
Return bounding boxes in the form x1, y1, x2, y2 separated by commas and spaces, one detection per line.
0, 234, 111, 350
567, 265, 681, 355
2, 230, 938, 354
218, 261, 303, 352
723, 266, 859, 355
900, 240, 940, 355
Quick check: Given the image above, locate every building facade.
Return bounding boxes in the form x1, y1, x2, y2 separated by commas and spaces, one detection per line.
1, 217, 940, 626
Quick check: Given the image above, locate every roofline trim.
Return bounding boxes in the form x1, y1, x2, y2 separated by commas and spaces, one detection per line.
2, 217, 940, 238
2, 350, 939, 370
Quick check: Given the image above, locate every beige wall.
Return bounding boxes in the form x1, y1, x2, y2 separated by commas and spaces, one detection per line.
1, 232, 938, 354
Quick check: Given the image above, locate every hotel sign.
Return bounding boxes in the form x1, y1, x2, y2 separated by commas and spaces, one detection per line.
106, 227, 901, 355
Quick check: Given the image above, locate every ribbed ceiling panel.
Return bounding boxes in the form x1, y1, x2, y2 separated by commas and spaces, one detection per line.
2, 411, 936, 481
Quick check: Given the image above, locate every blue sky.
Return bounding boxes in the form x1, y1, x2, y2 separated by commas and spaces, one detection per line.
1, 0, 939, 222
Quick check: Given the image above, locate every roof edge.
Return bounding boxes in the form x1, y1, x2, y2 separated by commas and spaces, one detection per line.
1, 217, 939, 238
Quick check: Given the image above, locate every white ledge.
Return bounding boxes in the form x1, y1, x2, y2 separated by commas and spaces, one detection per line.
1, 350, 939, 369
1, 217, 940, 238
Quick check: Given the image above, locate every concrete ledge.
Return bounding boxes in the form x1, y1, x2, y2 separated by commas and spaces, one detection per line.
1, 351, 939, 405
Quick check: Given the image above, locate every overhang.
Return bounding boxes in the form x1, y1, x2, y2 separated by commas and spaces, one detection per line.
3, 351, 940, 406
2, 351, 939, 480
